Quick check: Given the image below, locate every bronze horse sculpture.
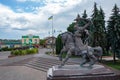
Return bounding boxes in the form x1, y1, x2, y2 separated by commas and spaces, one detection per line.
58, 31, 103, 68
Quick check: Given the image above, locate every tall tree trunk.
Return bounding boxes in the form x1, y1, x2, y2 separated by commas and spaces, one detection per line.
113, 51, 116, 63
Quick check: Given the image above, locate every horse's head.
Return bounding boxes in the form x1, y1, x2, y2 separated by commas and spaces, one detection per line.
60, 32, 68, 45
60, 32, 73, 45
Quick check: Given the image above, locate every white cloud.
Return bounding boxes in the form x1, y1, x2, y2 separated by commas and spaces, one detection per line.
0, 0, 83, 39
16, 0, 82, 14
0, 0, 120, 39
36, 0, 82, 14
16, 0, 27, 2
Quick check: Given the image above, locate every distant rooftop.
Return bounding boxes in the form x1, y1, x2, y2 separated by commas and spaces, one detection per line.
22, 35, 39, 38
0, 39, 21, 44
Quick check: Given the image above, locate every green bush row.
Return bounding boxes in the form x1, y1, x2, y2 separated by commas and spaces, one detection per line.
0, 47, 13, 51
11, 48, 38, 56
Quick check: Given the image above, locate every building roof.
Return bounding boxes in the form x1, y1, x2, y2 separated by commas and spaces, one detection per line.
33, 36, 39, 38
44, 36, 56, 40
22, 36, 28, 38
0, 40, 21, 45
22, 35, 39, 38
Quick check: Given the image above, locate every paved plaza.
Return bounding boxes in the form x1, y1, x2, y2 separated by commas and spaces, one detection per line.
0, 51, 10, 60
0, 66, 46, 80
0, 48, 117, 80
0, 49, 48, 80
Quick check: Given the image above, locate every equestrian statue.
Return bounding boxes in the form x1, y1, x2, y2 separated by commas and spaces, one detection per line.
58, 14, 103, 68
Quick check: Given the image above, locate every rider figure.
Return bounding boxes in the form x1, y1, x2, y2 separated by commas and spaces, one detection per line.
73, 14, 97, 68
74, 14, 91, 54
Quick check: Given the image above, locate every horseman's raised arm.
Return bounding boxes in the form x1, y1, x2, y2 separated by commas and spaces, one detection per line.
82, 18, 91, 30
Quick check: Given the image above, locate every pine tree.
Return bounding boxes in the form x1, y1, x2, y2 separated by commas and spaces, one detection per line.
90, 3, 107, 56
67, 22, 75, 33
90, 2, 101, 47
99, 7, 106, 33
107, 4, 120, 61
98, 7, 107, 54
82, 10, 87, 19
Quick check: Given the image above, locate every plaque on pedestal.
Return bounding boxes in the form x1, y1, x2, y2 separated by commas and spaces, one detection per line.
47, 64, 120, 80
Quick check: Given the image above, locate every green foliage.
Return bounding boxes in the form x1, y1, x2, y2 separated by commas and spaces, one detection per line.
0, 47, 13, 51
55, 34, 63, 54
103, 60, 120, 70
27, 48, 38, 54
107, 4, 120, 59
67, 22, 75, 33
40, 39, 45, 46
82, 10, 87, 18
90, 2, 107, 55
11, 50, 21, 56
11, 48, 38, 56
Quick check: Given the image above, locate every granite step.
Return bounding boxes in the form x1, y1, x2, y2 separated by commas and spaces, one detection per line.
25, 64, 47, 72
25, 57, 79, 72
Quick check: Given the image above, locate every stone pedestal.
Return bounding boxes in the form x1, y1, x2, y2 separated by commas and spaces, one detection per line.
47, 64, 120, 80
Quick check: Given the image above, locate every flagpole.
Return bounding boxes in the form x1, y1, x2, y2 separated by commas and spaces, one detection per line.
52, 15, 54, 54
48, 15, 54, 54
52, 15, 53, 37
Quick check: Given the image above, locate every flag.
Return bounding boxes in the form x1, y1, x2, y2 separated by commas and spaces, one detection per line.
48, 16, 53, 20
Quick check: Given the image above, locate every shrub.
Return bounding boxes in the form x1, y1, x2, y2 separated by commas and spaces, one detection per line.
11, 48, 38, 56
21, 50, 27, 55
56, 35, 63, 55
11, 50, 20, 56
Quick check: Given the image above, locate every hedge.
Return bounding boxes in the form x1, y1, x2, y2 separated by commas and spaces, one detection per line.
11, 48, 38, 56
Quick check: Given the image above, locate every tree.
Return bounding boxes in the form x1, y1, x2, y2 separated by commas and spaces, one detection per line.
107, 4, 120, 61
67, 22, 75, 33
90, 2, 99, 46
99, 7, 106, 33
40, 39, 46, 47
55, 34, 63, 55
90, 2, 108, 56
82, 10, 87, 19
98, 6, 107, 54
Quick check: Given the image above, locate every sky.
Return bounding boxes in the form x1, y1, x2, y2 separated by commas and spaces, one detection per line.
0, 0, 120, 39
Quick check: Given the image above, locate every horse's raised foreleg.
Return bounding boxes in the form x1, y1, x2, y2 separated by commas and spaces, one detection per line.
59, 48, 66, 61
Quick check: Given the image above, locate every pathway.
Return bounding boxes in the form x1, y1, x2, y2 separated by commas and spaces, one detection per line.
0, 51, 10, 60
0, 66, 46, 80
0, 49, 47, 80
0, 48, 82, 80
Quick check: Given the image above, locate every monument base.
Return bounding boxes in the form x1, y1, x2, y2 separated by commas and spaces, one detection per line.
47, 64, 120, 80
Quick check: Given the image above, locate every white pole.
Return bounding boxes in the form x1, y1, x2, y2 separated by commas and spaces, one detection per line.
52, 15, 54, 54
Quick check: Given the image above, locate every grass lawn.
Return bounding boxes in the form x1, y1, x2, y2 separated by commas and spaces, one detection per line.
103, 60, 120, 70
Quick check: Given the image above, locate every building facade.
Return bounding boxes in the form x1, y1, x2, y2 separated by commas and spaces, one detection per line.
22, 34, 40, 46
0, 39, 21, 48
44, 37, 56, 48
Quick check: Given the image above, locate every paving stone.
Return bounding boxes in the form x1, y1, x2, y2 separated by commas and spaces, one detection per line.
0, 66, 46, 80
